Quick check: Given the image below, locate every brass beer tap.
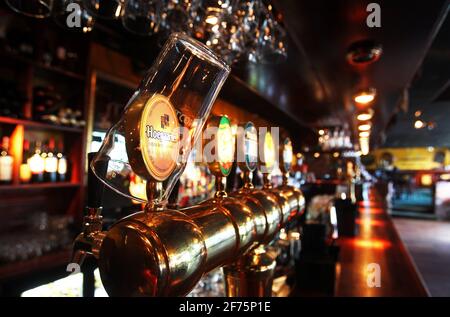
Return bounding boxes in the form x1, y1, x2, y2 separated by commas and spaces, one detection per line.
71, 152, 109, 268
71, 34, 306, 297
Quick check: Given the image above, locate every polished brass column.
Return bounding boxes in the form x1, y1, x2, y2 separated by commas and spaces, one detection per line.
223, 124, 278, 297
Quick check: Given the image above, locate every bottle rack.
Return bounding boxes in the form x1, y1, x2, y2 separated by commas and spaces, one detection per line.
0, 9, 89, 286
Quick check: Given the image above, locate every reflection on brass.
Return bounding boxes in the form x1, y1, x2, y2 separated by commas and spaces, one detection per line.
223, 246, 276, 297
221, 133, 306, 297
232, 186, 282, 243
81, 117, 305, 297
95, 176, 304, 297
99, 210, 206, 296
271, 184, 305, 223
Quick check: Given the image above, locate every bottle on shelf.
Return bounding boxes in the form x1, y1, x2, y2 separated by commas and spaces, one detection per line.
44, 138, 58, 182
19, 139, 31, 184
338, 130, 345, 149
0, 136, 14, 185
56, 139, 68, 182
29, 141, 45, 183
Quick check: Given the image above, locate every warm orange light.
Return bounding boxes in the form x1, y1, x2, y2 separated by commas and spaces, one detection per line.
421, 174, 433, 186
313, 152, 320, 158
354, 88, 376, 105
129, 174, 147, 203
359, 131, 370, 138
414, 120, 425, 129
358, 124, 371, 131
353, 238, 391, 250
318, 129, 325, 136
414, 110, 422, 117
356, 218, 385, 227
263, 131, 275, 170
358, 207, 384, 215
356, 109, 374, 121
205, 15, 219, 25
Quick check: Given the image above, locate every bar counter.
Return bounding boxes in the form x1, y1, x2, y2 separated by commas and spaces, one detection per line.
334, 190, 429, 297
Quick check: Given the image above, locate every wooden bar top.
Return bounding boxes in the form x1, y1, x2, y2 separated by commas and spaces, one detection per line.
334, 190, 430, 297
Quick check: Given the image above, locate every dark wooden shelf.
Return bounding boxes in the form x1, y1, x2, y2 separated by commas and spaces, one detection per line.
0, 116, 84, 133
0, 182, 81, 191
1, 51, 85, 81
0, 249, 71, 281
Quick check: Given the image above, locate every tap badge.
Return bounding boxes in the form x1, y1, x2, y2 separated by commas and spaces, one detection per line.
282, 138, 293, 173
217, 116, 234, 176
140, 94, 180, 181
263, 131, 275, 172
244, 122, 258, 172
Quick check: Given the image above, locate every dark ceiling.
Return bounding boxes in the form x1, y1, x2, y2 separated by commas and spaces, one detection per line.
384, 10, 450, 149
235, 0, 450, 148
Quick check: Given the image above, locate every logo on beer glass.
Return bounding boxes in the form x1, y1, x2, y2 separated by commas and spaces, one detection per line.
140, 94, 180, 181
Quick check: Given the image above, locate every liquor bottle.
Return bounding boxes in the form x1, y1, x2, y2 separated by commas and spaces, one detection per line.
29, 141, 45, 183
338, 130, 345, 149
44, 138, 58, 182
57, 139, 68, 182
332, 129, 339, 149
0, 136, 14, 184
19, 139, 31, 183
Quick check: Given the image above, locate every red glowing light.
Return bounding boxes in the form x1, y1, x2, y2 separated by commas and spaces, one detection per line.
358, 207, 384, 215
356, 218, 385, 227
352, 238, 391, 250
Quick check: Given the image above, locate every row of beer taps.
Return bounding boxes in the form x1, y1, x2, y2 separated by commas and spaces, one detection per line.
71, 116, 305, 297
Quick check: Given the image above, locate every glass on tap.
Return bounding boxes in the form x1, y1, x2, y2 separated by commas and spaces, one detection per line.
91, 32, 230, 208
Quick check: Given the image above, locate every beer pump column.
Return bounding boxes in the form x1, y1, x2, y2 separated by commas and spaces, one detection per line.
272, 138, 306, 223
223, 124, 279, 297
180, 116, 257, 274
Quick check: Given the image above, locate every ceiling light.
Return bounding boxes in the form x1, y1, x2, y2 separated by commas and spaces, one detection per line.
318, 129, 325, 136
358, 123, 371, 131
313, 152, 320, 158
347, 40, 383, 66
357, 109, 374, 121
414, 110, 422, 117
414, 120, 424, 129
359, 131, 370, 138
205, 15, 219, 25
354, 88, 376, 105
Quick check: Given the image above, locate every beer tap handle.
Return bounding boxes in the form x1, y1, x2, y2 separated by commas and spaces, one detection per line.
70, 152, 109, 267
